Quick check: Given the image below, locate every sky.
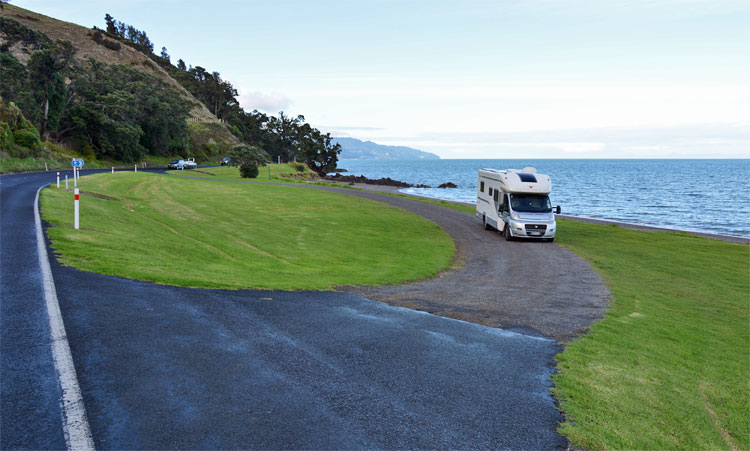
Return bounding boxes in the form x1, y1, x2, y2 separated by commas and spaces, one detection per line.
13, 0, 750, 158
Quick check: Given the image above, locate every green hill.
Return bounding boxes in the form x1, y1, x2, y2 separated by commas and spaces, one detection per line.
1, 4, 342, 174
0, 3, 238, 170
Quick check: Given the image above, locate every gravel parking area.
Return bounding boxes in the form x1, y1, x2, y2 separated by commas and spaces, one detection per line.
316, 184, 612, 342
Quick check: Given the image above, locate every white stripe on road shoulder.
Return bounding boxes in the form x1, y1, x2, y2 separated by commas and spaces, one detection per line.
34, 185, 95, 451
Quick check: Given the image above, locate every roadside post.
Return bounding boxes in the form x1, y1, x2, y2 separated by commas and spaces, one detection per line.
72, 158, 84, 187
134, 164, 137, 172
112, 167, 114, 174
56, 172, 60, 188
74, 188, 79, 230
65, 175, 68, 189
45, 163, 48, 171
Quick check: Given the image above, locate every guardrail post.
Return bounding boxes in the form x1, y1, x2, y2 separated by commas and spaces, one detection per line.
57, 172, 60, 188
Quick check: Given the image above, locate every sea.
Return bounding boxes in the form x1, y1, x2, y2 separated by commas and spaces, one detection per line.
336, 159, 750, 238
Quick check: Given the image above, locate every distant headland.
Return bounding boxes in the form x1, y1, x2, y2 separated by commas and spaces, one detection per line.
334, 137, 440, 160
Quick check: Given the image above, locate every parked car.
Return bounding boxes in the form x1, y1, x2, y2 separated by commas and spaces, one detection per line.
220, 157, 230, 166
167, 159, 185, 169
184, 158, 197, 169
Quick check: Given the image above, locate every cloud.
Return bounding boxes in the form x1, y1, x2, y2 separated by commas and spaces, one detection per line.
237, 91, 292, 113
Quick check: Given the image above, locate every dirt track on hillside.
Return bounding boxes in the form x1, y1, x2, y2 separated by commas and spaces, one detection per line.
313, 185, 612, 342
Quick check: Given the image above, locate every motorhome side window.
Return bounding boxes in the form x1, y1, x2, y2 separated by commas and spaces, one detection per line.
493, 190, 499, 202
480, 181, 484, 192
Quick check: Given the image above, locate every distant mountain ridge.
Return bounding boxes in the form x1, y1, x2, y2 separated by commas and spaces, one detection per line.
334, 137, 439, 160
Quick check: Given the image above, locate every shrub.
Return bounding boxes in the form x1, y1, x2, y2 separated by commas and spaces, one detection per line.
13, 128, 40, 152
102, 39, 121, 51
294, 163, 305, 172
227, 124, 243, 140
239, 163, 259, 178
0, 121, 13, 151
92, 30, 103, 44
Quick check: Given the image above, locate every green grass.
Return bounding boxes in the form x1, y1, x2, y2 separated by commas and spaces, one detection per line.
169, 163, 319, 184
40, 171, 454, 290
552, 219, 749, 450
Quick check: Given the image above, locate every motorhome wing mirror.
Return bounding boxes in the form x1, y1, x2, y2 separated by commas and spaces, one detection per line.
555, 206, 561, 214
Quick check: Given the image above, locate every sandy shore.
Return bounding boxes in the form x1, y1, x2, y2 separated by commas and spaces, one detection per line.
326, 180, 749, 245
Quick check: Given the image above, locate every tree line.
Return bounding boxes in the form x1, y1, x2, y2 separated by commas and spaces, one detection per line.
99, 13, 342, 174
1, 13, 340, 175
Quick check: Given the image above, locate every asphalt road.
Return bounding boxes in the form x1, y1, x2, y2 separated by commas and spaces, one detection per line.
1, 169, 567, 449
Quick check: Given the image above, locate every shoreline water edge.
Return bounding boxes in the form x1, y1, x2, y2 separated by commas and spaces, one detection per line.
324, 176, 749, 245
331, 159, 750, 241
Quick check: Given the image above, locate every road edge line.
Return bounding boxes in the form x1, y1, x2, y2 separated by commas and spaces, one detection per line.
34, 184, 95, 451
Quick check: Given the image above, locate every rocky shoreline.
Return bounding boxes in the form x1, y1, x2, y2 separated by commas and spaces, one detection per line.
324, 173, 456, 189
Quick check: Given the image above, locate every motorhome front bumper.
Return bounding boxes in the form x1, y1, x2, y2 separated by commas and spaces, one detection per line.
508, 219, 556, 238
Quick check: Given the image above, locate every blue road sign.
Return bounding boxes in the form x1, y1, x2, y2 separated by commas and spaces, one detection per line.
72, 159, 84, 168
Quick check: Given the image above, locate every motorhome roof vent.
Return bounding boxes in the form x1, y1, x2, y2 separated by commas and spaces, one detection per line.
517, 173, 537, 183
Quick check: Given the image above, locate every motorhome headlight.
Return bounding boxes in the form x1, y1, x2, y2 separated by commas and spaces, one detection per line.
510, 212, 520, 220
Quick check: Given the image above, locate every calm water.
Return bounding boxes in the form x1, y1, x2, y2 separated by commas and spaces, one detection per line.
336, 159, 750, 238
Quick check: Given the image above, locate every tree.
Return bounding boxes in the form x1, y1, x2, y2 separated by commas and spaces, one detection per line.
27, 49, 67, 140
104, 14, 116, 34
266, 111, 304, 162
228, 144, 270, 178
176, 59, 186, 71
160, 47, 170, 62
300, 130, 341, 176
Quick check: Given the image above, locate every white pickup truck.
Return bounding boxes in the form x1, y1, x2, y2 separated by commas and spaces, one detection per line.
184, 158, 197, 169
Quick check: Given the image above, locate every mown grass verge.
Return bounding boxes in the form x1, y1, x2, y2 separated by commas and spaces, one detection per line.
40, 172, 454, 290
168, 163, 319, 184
552, 219, 748, 450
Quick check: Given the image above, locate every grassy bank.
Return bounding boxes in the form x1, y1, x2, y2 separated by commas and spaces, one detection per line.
40, 172, 454, 290
552, 219, 749, 450
0, 143, 177, 174
169, 163, 319, 184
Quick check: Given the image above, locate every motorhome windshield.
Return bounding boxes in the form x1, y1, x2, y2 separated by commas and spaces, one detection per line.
510, 194, 552, 213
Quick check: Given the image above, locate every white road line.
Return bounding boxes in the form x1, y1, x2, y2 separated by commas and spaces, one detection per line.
34, 185, 95, 451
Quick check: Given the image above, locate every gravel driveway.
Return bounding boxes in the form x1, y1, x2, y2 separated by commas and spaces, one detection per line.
316, 185, 612, 342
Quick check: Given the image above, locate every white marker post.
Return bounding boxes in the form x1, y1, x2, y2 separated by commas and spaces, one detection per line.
45, 163, 48, 171
56, 172, 60, 188
65, 175, 68, 190
112, 167, 114, 174
74, 189, 79, 230
74, 168, 77, 187
134, 164, 137, 172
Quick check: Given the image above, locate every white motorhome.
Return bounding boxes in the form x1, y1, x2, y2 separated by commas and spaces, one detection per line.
476, 167, 560, 241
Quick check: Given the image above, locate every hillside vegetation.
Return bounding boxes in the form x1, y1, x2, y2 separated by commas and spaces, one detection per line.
1, 4, 341, 174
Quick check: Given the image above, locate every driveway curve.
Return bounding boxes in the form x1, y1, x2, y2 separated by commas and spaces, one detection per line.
308, 185, 612, 342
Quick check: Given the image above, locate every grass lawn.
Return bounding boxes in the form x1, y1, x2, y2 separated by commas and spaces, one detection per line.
169, 163, 319, 184
41, 171, 454, 290
552, 219, 749, 450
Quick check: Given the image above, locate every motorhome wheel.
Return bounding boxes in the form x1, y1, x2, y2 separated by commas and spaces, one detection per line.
504, 224, 513, 241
